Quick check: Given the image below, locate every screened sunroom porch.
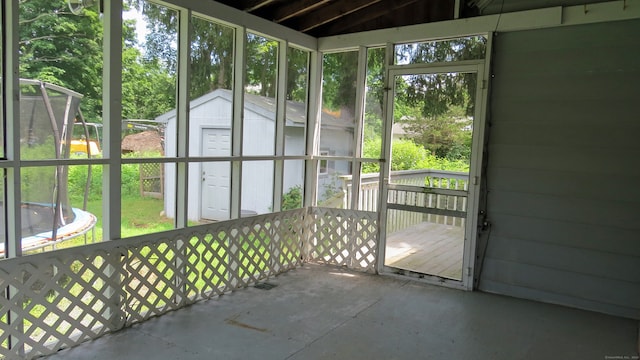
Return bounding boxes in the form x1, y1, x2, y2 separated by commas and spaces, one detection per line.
1, 0, 639, 359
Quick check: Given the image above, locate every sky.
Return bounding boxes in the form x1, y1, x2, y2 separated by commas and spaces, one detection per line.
123, 8, 148, 47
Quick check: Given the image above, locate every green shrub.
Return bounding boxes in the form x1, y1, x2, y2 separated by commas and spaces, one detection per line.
282, 185, 303, 211
362, 138, 469, 173
68, 156, 158, 202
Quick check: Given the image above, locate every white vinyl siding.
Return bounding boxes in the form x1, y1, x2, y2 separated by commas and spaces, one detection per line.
479, 19, 640, 319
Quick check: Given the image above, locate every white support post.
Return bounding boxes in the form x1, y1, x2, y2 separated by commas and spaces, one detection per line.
304, 51, 322, 208
173, 7, 192, 306
231, 27, 246, 220
229, 26, 246, 286
347, 46, 368, 267
102, 0, 123, 243
302, 50, 322, 261
376, 43, 395, 273
350, 46, 368, 211
175, 9, 191, 230
4, 0, 21, 259
273, 40, 288, 213
4, 1, 23, 354
102, 0, 125, 331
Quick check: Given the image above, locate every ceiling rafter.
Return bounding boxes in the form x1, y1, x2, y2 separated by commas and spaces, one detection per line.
242, 0, 278, 12
211, 0, 458, 37
270, 0, 333, 23
286, 0, 383, 32
314, 0, 420, 36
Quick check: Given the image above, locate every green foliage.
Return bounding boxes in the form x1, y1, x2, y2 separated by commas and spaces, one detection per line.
322, 51, 359, 111
122, 46, 176, 120
391, 37, 485, 162
21, 138, 58, 202
19, 1, 178, 123
21, 167, 56, 203
188, 15, 235, 98
19, 0, 103, 122
20, 137, 56, 160
400, 104, 473, 160
395, 36, 487, 67
281, 185, 303, 211
68, 156, 159, 202
390, 139, 430, 171
362, 138, 469, 174
362, 47, 386, 156
287, 47, 309, 102
246, 34, 278, 97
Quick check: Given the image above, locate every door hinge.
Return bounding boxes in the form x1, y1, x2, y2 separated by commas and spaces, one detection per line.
467, 267, 472, 276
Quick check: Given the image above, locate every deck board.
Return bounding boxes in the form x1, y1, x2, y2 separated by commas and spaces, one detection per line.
385, 221, 464, 280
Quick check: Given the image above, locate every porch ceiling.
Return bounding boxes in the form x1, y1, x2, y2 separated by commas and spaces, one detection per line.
211, 0, 477, 37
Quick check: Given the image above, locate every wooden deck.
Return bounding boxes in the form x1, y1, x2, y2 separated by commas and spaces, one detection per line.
385, 221, 465, 280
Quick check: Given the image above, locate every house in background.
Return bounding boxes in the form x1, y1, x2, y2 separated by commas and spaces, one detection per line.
159, 88, 353, 221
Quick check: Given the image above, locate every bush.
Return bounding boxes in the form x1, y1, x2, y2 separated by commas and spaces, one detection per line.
362, 138, 469, 173
68, 160, 151, 202
282, 185, 303, 211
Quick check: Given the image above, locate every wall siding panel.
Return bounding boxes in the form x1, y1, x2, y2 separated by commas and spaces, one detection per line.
489, 214, 640, 256
479, 19, 640, 319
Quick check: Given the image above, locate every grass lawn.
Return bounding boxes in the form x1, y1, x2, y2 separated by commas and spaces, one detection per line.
51, 196, 175, 251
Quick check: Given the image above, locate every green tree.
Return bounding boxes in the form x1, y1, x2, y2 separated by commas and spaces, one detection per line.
363, 48, 385, 145
131, 2, 308, 102
362, 138, 469, 174
121, 45, 176, 120
189, 15, 234, 98
363, 138, 428, 173
321, 51, 358, 112
394, 36, 485, 160
287, 47, 309, 102
19, 0, 103, 121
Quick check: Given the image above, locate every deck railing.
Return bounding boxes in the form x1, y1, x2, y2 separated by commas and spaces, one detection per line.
340, 169, 469, 232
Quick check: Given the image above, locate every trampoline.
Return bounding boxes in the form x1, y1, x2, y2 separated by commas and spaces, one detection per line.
0, 79, 98, 256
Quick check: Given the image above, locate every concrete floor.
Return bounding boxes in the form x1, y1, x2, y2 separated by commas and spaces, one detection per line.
48, 264, 638, 360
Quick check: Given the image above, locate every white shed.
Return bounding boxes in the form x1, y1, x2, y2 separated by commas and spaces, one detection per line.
159, 89, 352, 221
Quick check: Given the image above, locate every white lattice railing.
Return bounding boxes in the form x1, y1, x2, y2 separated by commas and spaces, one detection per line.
0, 209, 308, 359
306, 208, 378, 272
0, 207, 378, 359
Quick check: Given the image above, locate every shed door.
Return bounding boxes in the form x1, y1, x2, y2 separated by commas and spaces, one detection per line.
201, 128, 231, 221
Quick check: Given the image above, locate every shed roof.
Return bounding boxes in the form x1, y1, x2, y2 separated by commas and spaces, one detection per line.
156, 88, 354, 130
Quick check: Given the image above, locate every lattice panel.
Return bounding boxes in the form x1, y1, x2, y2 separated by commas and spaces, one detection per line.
307, 208, 379, 272
190, 210, 305, 300
139, 163, 163, 198
0, 207, 359, 359
189, 230, 235, 299
270, 212, 305, 273
124, 239, 192, 325
0, 249, 124, 360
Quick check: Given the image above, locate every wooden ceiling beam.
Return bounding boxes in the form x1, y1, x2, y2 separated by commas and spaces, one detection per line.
271, 0, 333, 23
315, 0, 420, 36
289, 0, 383, 32
243, 0, 278, 12
214, 0, 276, 12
